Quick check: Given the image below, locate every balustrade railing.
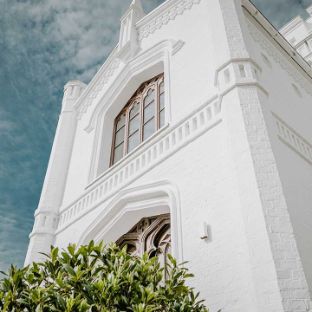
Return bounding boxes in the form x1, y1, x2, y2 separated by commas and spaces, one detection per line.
275, 114, 312, 164
57, 96, 222, 232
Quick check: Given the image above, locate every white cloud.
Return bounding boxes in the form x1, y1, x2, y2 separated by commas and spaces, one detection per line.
6, 0, 131, 83
0, 120, 14, 131
0, 0, 165, 271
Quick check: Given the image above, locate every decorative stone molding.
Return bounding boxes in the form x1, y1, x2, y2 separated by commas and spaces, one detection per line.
63, 81, 86, 106
73, 0, 201, 121
30, 211, 58, 238
73, 0, 200, 121
172, 40, 185, 55
117, 0, 145, 62
246, 17, 312, 96
57, 95, 221, 233
75, 53, 121, 119
86, 39, 183, 184
273, 113, 312, 164
74, 0, 201, 120
75, 39, 184, 122
85, 39, 183, 133
116, 214, 171, 260
137, 0, 201, 40
78, 180, 183, 260
215, 58, 268, 98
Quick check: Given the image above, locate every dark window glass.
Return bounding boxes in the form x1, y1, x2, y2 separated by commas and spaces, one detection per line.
144, 102, 155, 122
143, 118, 155, 140
113, 144, 124, 163
128, 131, 140, 152
129, 114, 140, 135
111, 74, 164, 165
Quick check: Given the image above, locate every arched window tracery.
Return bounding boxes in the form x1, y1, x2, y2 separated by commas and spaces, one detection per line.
116, 214, 171, 265
111, 74, 165, 165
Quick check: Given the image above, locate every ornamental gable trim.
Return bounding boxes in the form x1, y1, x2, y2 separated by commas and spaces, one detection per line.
74, 48, 121, 119
137, 0, 201, 40
72, 0, 201, 120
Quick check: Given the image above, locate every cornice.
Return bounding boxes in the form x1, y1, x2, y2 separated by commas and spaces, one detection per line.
242, 0, 312, 78
243, 3, 312, 96
273, 113, 312, 165
137, 0, 201, 40
214, 57, 268, 100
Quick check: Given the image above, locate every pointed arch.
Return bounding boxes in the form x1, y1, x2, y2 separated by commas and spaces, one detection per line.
78, 180, 183, 261
87, 39, 185, 183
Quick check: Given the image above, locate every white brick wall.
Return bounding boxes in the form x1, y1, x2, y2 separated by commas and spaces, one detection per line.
245, 10, 312, 299
26, 0, 312, 311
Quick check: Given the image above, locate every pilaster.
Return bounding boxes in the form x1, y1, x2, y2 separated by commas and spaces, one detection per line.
117, 0, 145, 62
216, 0, 312, 310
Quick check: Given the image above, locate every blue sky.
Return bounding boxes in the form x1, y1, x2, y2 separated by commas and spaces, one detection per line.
0, 0, 311, 272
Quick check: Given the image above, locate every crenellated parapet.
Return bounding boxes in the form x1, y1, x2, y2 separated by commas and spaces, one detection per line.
214, 58, 267, 100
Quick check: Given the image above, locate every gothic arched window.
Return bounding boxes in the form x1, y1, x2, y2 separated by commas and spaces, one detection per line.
111, 74, 165, 165
116, 214, 171, 266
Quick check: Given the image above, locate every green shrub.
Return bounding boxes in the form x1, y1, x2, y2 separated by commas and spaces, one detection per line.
0, 241, 208, 311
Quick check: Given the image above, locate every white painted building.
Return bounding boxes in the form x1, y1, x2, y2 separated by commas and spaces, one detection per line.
280, 5, 312, 66
25, 0, 312, 311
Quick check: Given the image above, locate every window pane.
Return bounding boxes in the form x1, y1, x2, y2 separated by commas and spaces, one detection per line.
129, 114, 140, 135
114, 143, 124, 163
115, 127, 125, 146
111, 75, 164, 166
143, 118, 155, 140
159, 92, 165, 110
130, 102, 140, 119
160, 109, 165, 128
128, 131, 140, 152
144, 102, 155, 122
116, 114, 126, 131
144, 89, 155, 107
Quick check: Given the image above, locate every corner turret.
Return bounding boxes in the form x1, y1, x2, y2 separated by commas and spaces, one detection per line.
25, 80, 85, 265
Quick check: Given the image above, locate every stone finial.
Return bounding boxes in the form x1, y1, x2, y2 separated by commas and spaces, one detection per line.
130, 0, 145, 17
62, 80, 87, 111
63, 80, 86, 100
117, 0, 145, 61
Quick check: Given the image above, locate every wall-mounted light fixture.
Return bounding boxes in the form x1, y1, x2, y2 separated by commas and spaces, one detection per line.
200, 222, 211, 241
